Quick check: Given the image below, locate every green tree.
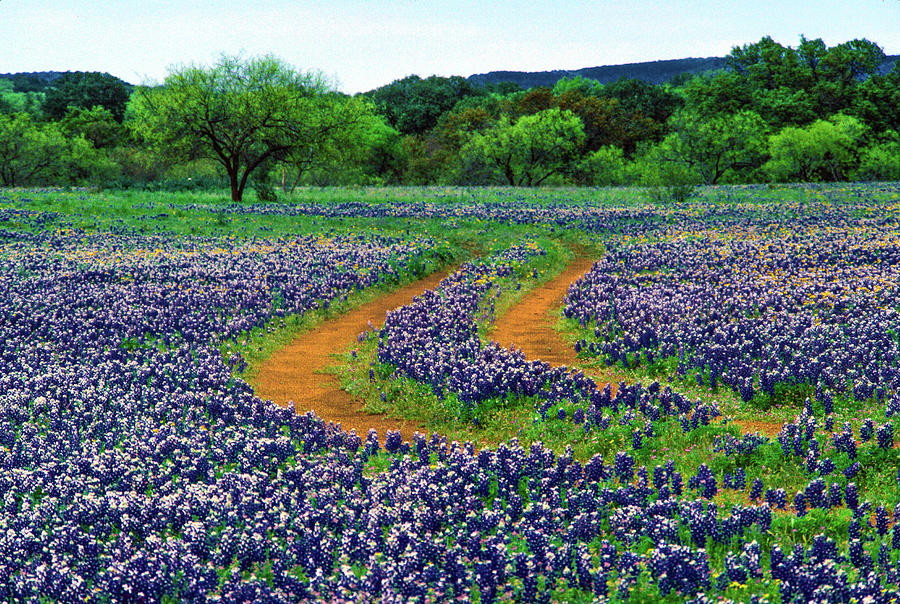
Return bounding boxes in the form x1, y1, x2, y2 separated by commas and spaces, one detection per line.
411, 100, 503, 184
43, 71, 131, 122
764, 113, 868, 182
601, 77, 682, 124
856, 134, 900, 181
0, 113, 68, 186
60, 106, 125, 149
726, 36, 805, 91
458, 107, 585, 186
0, 80, 45, 117
365, 75, 482, 135
8, 74, 51, 93
278, 95, 403, 188
725, 35, 886, 123
552, 75, 604, 97
498, 87, 660, 155
501, 87, 557, 119
0, 81, 16, 114
130, 55, 332, 201
751, 86, 818, 128
819, 39, 886, 86
812, 39, 885, 116
0, 112, 114, 186
574, 145, 627, 186
557, 90, 659, 155
851, 63, 900, 133
680, 71, 754, 118
649, 110, 768, 185
797, 36, 828, 81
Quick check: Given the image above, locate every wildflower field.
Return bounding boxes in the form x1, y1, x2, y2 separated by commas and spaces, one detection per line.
1, 184, 900, 602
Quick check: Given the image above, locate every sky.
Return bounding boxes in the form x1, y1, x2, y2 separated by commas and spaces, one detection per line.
3, 0, 899, 93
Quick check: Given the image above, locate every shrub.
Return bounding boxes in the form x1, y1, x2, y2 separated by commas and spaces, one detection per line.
856, 139, 900, 181
253, 180, 277, 202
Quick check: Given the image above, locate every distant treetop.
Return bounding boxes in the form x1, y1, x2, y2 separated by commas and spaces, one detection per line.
42, 72, 133, 122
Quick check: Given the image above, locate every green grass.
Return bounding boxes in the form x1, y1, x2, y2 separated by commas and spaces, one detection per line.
6, 184, 900, 588
338, 238, 580, 446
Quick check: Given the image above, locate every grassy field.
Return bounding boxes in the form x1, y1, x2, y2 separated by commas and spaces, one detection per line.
2, 183, 900, 601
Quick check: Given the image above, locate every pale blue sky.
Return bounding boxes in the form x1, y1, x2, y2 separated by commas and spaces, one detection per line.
3, 1, 899, 93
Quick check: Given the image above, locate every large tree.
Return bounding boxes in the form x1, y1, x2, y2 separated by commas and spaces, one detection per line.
0, 113, 67, 186
365, 74, 481, 135
43, 71, 131, 122
130, 55, 331, 201
724, 36, 886, 125
648, 109, 768, 185
600, 77, 682, 125
852, 63, 900, 133
459, 107, 585, 186
764, 113, 868, 182
278, 95, 402, 188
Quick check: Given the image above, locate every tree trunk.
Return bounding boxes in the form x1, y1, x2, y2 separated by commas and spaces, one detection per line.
228, 168, 242, 202
289, 166, 304, 194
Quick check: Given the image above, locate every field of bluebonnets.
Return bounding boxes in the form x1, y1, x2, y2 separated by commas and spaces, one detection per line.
2, 184, 900, 602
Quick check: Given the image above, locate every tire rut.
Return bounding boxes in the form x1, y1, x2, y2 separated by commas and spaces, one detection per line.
251, 269, 451, 443
488, 255, 628, 394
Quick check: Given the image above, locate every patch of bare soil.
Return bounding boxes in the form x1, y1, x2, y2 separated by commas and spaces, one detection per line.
251, 270, 451, 443
489, 256, 773, 439
253, 251, 772, 448
732, 420, 785, 437
488, 256, 628, 394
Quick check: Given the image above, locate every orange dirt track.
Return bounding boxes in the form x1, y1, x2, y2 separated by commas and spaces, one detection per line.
252, 252, 773, 445
251, 270, 451, 443
252, 255, 628, 444
488, 255, 626, 395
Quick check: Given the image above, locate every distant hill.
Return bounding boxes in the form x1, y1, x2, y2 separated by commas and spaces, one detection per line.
0, 71, 68, 92
0, 71, 135, 93
467, 55, 900, 89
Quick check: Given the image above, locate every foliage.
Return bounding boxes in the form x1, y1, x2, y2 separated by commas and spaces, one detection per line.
365, 74, 483, 135
130, 54, 332, 201
459, 107, 585, 186
252, 180, 277, 202
0, 112, 116, 186
600, 76, 683, 124
643, 110, 768, 185
725, 36, 887, 126
574, 145, 627, 186
0, 113, 67, 186
0, 79, 44, 117
59, 105, 125, 149
557, 89, 660, 155
551, 75, 605, 97
764, 113, 868, 182
680, 72, 755, 118
2, 36, 898, 190
1, 72, 58, 93
279, 95, 403, 188
42, 71, 131, 122
856, 137, 900, 181
851, 63, 900, 134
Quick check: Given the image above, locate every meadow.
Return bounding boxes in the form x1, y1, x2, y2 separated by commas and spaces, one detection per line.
1, 184, 899, 602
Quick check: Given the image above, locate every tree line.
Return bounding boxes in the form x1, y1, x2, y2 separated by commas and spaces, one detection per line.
1, 35, 898, 199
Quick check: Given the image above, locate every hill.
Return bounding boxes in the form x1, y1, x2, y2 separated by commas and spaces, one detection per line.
0, 71, 69, 92
467, 54, 900, 89
0, 71, 136, 93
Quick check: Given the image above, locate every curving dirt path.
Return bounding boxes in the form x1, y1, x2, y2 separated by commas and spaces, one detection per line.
488, 255, 627, 394
253, 250, 776, 446
252, 270, 451, 443
490, 257, 793, 437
